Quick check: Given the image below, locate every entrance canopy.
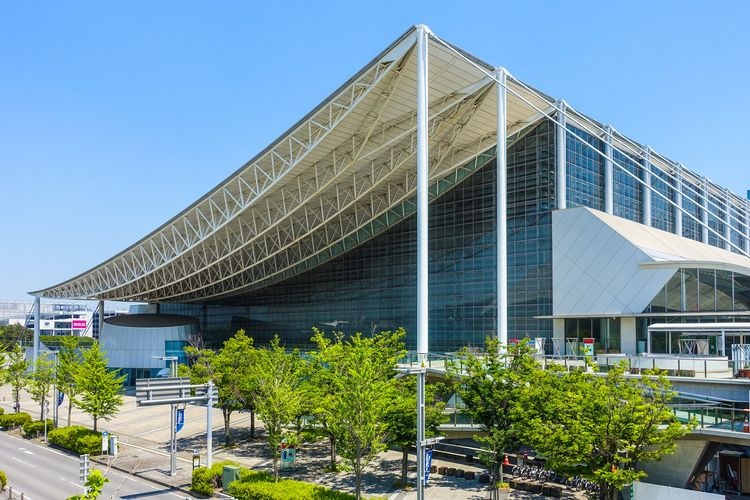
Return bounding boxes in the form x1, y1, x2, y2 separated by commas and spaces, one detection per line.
647, 322, 750, 356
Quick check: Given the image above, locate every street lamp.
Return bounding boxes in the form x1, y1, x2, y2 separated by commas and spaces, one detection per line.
153, 355, 179, 476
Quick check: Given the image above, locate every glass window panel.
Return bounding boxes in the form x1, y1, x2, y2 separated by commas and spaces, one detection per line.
698, 269, 715, 312
734, 273, 750, 311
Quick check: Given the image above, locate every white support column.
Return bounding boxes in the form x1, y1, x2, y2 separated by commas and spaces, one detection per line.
701, 177, 709, 243
603, 126, 614, 215
33, 296, 40, 367
642, 147, 652, 227
723, 189, 731, 250
674, 163, 684, 237
415, 24, 430, 500
745, 201, 750, 255
98, 300, 104, 339
207, 380, 213, 468
555, 101, 567, 210
496, 68, 508, 348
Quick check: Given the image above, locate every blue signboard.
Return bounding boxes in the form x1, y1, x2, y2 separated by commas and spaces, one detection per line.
58, 392, 65, 407
175, 408, 185, 433
425, 448, 433, 484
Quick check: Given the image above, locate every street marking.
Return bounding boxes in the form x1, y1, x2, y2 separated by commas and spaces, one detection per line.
11, 456, 36, 468
23, 449, 34, 455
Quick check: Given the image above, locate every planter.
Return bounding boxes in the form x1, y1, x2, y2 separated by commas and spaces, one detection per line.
498, 487, 511, 500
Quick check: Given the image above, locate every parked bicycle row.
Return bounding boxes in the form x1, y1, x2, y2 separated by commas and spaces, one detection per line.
510, 464, 601, 494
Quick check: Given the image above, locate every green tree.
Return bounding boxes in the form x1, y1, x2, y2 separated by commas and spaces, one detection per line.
3, 345, 29, 413
385, 378, 448, 487
73, 341, 125, 431
57, 336, 84, 427
312, 328, 405, 500
253, 336, 304, 481
66, 469, 109, 500
183, 330, 257, 444
518, 363, 694, 500
0, 324, 31, 351
447, 339, 539, 495
30, 356, 55, 420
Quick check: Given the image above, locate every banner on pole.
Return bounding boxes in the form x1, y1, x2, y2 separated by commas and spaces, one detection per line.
425, 448, 433, 484
176, 408, 185, 433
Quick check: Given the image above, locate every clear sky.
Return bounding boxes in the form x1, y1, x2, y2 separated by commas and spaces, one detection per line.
1, 1, 748, 303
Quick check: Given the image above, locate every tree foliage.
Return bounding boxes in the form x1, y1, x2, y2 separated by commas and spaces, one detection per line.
385, 377, 448, 486
3, 344, 29, 413
56, 336, 84, 427
73, 341, 125, 431
311, 328, 405, 500
183, 329, 257, 444
66, 469, 109, 500
448, 339, 540, 492
517, 362, 694, 500
0, 324, 31, 351
29, 356, 55, 420
253, 336, 304, 481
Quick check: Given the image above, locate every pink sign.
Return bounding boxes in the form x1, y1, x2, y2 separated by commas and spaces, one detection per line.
72, 319, 87, 330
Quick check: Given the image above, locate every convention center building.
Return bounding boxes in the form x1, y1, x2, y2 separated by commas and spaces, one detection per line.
32, 25, 750, 360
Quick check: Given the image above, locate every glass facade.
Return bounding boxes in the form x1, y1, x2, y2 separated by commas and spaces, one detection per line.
612, 149, 642, 223
566, 125, 604, 211
154, 115, 750, 355
166, 151, 500, 352
681, 178, 702, 241
645, 268, 750, 313
650, 166, 675, 232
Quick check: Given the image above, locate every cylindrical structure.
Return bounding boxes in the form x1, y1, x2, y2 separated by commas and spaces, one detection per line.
701, 177, 709, 243
555, 101, 567, 210
33, 296, 40, 367
604, 125, 614, 215
415, 24, 430, 500
207, 380, 214, 467
675, 163, 683, 237
496, 68, 508, 348
724, 189, 732, 250
98, 300, 104, 339
643, 147, 652, 227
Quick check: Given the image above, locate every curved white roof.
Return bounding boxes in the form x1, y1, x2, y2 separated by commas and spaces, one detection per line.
32, 26, 551, 302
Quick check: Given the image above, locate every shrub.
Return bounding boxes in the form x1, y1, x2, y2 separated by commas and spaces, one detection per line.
0, 406, 4, 415
191, 461, 239, 496
22, 419, 54, 438
0, 470, 6, 490
0, 412, 32, 429
227, 479, 357, 500
48, 426, 102, 454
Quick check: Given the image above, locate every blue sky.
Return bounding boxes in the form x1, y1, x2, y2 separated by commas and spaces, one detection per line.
1, 1, 748, 302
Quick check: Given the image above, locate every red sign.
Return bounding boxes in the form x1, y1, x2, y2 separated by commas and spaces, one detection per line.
72, 319, 87, 330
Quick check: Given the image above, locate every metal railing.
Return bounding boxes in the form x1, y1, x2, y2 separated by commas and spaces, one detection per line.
400, 350, 750, 379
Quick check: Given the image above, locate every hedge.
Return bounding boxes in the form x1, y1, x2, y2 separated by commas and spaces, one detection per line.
0, 470, 6, 490
48, 426, 102, 455
0, 406, 4, 415
191, 461, 241, 496
0, 412, 32, 430
227, 479, 358, 500
22, 419, 54, 438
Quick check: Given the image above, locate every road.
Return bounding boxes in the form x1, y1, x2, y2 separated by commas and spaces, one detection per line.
0, 432, 192, 500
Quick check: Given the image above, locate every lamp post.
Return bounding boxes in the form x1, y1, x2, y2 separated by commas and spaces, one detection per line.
153, 355, 179, 476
